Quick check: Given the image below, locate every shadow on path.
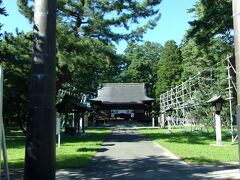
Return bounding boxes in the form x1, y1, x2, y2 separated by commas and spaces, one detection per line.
57, 128, 240, 180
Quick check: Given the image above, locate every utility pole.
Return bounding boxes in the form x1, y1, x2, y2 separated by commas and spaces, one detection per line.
24, 0, 57, 179
233, 0, 240, 169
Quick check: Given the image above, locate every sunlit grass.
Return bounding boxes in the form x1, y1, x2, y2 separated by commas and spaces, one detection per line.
5, 129, 25, 169
139, 128, 238, 164
56, 128, 110, 168
5, 128, 111, 169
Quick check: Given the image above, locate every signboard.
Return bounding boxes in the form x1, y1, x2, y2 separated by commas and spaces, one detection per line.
131, 113, 134, 118
110, 109, 134, 114
56, 117, 60, 135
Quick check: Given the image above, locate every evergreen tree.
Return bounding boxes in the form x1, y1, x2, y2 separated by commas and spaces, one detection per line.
155, 40, 182, 97
56, 24, 122, 93
180, 39, 208, 80
179, 0, 234, 130
0, 0, 6, 14
18, 0, 162, 43
180, 37, 232, 129
181, 38, 232, 90
182, 0, 233, 100
119, 41, 162, 96
0, 0, 7, 36
187, 0, 232, 44
0, 32, 32, 131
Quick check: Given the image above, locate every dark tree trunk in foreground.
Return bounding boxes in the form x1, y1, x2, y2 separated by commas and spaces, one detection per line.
233, 0, 240, 104
233, 0, 240, 169
24, 0, 57, 179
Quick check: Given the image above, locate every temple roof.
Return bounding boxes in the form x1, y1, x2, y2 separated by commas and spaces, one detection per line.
56, 94, 90, 113
91, 83, 154, 104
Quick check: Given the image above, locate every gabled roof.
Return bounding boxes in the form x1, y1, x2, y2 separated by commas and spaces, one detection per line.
91, 83, 154, 104
56, 94, 90, 113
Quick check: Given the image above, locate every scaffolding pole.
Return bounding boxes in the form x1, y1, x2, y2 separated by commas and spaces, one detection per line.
227, 57, 235, 143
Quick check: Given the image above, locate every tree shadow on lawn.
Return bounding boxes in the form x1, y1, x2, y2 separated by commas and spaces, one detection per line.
5, 128, 110, 148
60, 131, 110, 145
77, 147, 109, 153
56, 154, 93, 169
143, 130, 231, 145
57, 155, 237, 180
6, 136, 25, 149
60, 136, 103, 147
6, 148, 100, 170
8, 159, 25, 169
5, 130, 26, 149
5, 154, 98, 179
181, 156, 222, 165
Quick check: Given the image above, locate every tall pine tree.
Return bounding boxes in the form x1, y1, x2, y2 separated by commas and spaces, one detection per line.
155, 40, 182, 97
0, 0, 7, 36
18, 0, 162, 44
187, 0, 232, 44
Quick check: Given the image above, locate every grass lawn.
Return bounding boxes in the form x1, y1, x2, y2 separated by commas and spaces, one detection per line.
139, 128, 239, 165
5, 128, 111, 169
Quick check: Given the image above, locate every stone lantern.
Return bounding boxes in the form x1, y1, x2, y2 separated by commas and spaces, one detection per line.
207, 95, 226, 145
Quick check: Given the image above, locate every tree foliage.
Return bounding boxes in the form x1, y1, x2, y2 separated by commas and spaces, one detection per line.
0, 32, 32, 130
0, 0, 7, 16
1, 0, 237, 131
180, 19, 233, 129
0, 25, 121, 128
155, 40, 182, 97
17, 0, 162, 93
119, 41, 162, 96
56, 24, 122, 93
182, 0, 234, 100
18, 0, 162, 43
181, 37, 232, 103
187, 0, 232, 44
181, 38, 232, 79
0, 0, 8, 36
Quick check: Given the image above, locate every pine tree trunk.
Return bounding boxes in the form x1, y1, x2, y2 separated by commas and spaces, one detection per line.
233, 0, 240, 104
24, 0, 56, 179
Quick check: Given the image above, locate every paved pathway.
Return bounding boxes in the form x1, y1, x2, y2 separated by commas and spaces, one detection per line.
57, 128, 240, 180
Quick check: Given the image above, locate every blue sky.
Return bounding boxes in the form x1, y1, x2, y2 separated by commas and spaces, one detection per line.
1, 0, 196, 53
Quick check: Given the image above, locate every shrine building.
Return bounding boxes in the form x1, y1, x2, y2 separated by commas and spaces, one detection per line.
90, 83, 154, 122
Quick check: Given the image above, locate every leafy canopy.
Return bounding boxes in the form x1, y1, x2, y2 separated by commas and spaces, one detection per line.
155, 40, 182, 97
0, 0, 8, 36
0, 32, 32, 129
119, 41, 162, 96
18, 0, 162, 43
187, 0, 232, 44
55, 24, 122, 93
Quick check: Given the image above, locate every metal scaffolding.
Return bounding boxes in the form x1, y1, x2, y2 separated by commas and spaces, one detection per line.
227, 56, 238, 143
159, 72, 202, 126
159, 56, 237, 136
160, 72, 201, 111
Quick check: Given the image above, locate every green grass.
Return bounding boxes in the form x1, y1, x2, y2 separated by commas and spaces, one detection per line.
139, 128, 239, 165
5, 129, 26, 169
5, 128, 111, 169
56, 128, 110, 168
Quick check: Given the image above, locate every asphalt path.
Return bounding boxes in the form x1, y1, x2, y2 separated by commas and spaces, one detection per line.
57, 128, 240, 180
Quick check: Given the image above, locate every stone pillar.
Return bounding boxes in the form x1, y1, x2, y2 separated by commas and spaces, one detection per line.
215, 113, 222, 145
